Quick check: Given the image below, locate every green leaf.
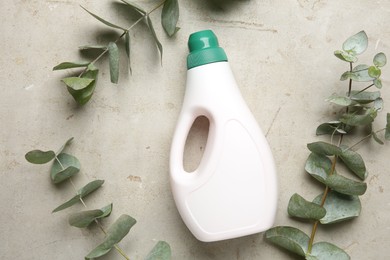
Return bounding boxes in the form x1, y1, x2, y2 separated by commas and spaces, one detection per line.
120, 0, 146, 15
57, 137, 74, 154
146, 15, 163, 62
340, 109, 376, 126
308, 242, 350, 260
349, 90, 381, 104
316, 122, 344, 136
125, 32, 132, 73
265, 226, 309, 257
145, 241, 172, 260
52, 180, 104, 212
161, 0, 179, 37
305, 153, 333, 184
79, 45, 107, 51
374, 78, 382, 89
307, 141, 342, 156
288, 193, 326, 220
342, 31, 368, 55
339, 148, 367, 180
325, 174, 367, 196
108, 42, 119, 84
326, 94, 353, 106
340, 71, 350, 81
373, 52, 387, 67
349, 64, 374, 82
62, 77, 94, 91
53, 61, 90, 70
313, 191, 361, 224
50, 153, 80, 184
385, 113, 390, 140
334, 50, 357, 63
85, 214, 137, 259
67, 65, 99, 105
25, 150, 55, 164
69, 203, 112, 228
69, 209, 104, 228
368, 66, 381, 78
372, 131, 384, 145
81, 6, 126, 31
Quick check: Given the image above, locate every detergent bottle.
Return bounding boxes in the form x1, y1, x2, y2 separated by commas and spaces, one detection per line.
169, 30, 277, 242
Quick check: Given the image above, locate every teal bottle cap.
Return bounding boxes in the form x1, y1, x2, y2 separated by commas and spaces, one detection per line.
187, 30, 228, 69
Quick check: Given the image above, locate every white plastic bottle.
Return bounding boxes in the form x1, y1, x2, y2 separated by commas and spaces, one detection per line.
170, 30, 277, 242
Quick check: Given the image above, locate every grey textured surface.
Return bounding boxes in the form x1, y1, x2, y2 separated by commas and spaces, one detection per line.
1, 0, 390, 259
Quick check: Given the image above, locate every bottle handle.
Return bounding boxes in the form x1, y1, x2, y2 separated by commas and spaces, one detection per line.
170, 108, 219, 189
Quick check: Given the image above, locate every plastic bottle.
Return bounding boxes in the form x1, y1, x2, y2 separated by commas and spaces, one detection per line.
169, 30, 278, 242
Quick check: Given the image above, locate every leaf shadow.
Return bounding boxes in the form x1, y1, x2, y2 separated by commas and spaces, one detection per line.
193, 0, 250, 12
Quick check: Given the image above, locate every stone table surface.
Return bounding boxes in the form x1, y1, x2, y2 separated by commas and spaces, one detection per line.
1, 0, 390, 259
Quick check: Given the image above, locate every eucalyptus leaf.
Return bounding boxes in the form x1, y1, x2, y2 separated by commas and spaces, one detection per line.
340, 71, 350, 81
308, 242, 350, 260
265, 226, 309, 257
69, 209, 104, 228
62, 77, 94, 91
108, 42, 119, 84
372, 131, 384, 145
373, 52, 387, 67
316, 122, 344, 136
342, 30, 368, 55
52, 180, 104, 212
368, 66, 381, 78
385, 113, 390, 140
326, 94, 353, 106
69, 203, 112, 228
146, 15, 163, 62
339, 148, 367, 180
349, 64, 374, 82
125, 32, 132, 73
85, 214, 136, 259
334, 50, 357, 63
340, 110, 376, 126
349, 90, 381, 104
313, 191, 361, 224
374, 78, 382, 89
307, 141, 342, 156
53, 61, 90, 70
145, 241, 172, 260
57, 137, 74, 155
161, 0, 179, 37
50, 153, 80, 184
374, 97, 384, 111
25, 150, 55, 164
305, 153, 333, 184
288, 193, 326, 220
67, 65, 99, 105
81, 6, 126, 31
325, 174, 367, 196
120, 0, 146, 15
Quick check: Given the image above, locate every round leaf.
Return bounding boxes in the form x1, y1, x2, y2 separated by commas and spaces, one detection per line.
326, 94, 353, 106
307, 141, 342, 156
374, 78, 382, 89
25, 150, 55, 164
349, 90, 381, 104
368, 66, 381, 78
334, 50, 357, 63
349, 64, 374, 82
305, 153, 333, 184
265, 226, 309, 257
85, 214, 137, 259
373, 52, 387, 67
161, 0, 179, 37
339, 148, 367, 180
62, 77, 94, 91
308, 242, 350, 260
342, 31, 368, 55
145, 241, 172, 260
325, 174, 367, 196
69, 209, 104, 228
50, 153, 80, 184
288, 193, 326, 220
313, 191, 361, 224
67, 66, 99, 105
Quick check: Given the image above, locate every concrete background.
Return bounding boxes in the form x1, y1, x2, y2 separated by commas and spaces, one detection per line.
1, 0, 390, 259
